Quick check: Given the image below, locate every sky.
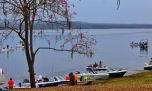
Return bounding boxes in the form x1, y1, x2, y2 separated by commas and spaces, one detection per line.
70, 0, 152, 24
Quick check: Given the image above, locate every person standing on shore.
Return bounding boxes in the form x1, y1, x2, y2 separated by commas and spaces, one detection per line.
69, 72, 74, 85
8, 78, 14, 90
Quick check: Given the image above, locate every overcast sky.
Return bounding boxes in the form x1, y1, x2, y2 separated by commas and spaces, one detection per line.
70, 0, 152, 24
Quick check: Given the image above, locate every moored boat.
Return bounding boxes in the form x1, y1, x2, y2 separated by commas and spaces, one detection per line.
86, 67, 127, 78
22, 75, 68, 88
144, 63, 152, 70
78, 72, 109, 81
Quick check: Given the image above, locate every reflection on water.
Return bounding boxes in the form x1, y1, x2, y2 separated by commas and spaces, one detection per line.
0, 29, 152, 81
140, 48, 148, 55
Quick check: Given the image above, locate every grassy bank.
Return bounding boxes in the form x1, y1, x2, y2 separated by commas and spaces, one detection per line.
14, 71, 152, 91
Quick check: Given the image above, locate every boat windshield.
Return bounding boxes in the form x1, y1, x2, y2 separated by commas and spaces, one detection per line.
48, 77, 55, 82
53, 77, 58, 81
57, 76, 64, 80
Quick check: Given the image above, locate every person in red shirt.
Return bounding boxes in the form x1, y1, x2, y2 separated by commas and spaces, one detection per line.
8, 78, 14, 90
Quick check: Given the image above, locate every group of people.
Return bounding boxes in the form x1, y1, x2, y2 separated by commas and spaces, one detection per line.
87, 61, 105, 68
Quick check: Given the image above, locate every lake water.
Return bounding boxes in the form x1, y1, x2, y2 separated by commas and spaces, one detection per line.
1, 29, 152, 81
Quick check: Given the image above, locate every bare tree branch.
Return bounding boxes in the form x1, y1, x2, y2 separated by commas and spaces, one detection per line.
34, 47, 92, 57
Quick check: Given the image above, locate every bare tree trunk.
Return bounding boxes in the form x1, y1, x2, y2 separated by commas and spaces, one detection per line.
24, 11, 36, 87
29, 63, 36, 88
25, 43, 36, 88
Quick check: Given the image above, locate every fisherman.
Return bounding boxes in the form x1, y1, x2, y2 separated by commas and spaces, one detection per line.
6, 45, 9, 49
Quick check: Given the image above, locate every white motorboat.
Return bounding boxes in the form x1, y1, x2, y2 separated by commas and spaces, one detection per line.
86, 67, 127, 78
22, 76, 69, 88
78, 72, 109, 81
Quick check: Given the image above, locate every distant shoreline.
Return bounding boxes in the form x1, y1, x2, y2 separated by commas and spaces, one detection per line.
1, 21, 152, 30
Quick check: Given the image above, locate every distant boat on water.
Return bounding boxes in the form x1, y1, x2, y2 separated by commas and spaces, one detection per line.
0, 48, 14, 52
130, 39, 148, 49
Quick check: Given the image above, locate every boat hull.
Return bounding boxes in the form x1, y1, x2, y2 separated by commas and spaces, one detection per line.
38, 82, 60, 88
144, 65, 152, 70
86, 67, 127, 78
78, 73, 109, 82
109, 71, 127, 78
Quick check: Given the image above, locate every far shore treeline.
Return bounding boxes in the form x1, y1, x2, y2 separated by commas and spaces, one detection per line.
1, 21, 152, 29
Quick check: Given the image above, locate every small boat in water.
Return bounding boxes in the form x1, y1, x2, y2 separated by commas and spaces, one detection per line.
86, 67, 127, 78
130, 39, 148, 50
0, 48, 14, 52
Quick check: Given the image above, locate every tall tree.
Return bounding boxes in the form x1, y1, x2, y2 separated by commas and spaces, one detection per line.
0, 0, 95, 88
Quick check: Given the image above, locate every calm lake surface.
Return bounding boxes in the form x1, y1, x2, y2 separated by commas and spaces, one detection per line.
1, 29, 152, 81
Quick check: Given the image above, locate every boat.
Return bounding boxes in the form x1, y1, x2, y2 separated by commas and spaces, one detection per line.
52, 76, 69, 85
78, 72, 109, 81
139, 39, 148, 49
36, 80, 60, 88
1, 48, 14, 52
22, 76, 69, 88
86, 67, 127, 78
144, 63, 152, 70
130, 42, 139, 47
130, 39, 148, 50
65, 71, 109, 85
